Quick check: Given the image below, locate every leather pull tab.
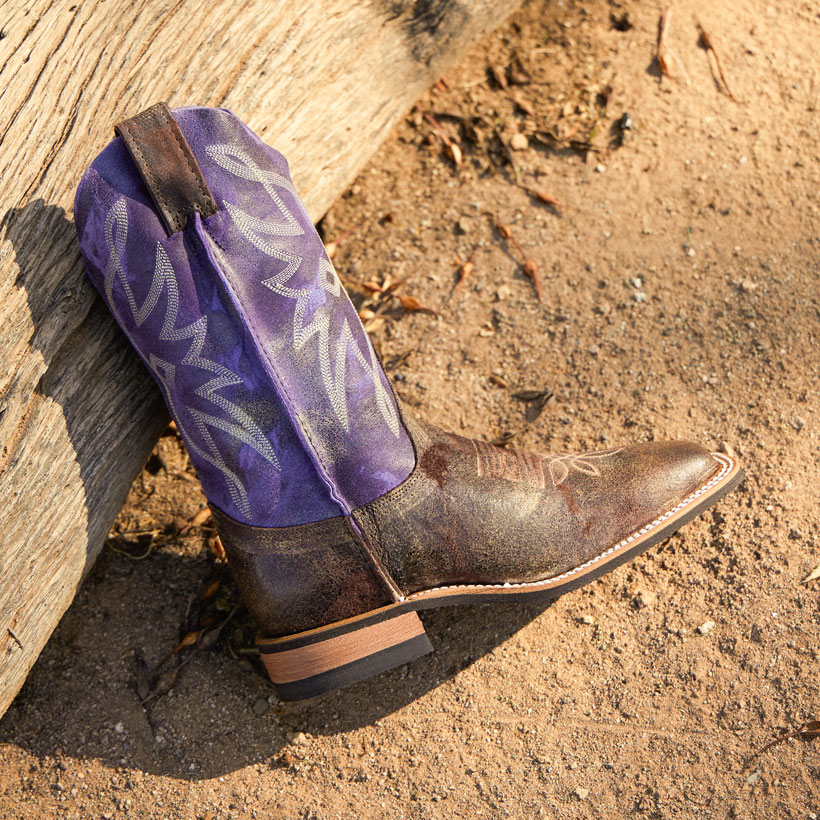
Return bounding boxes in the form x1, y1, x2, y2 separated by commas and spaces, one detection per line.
115, 102, 218, 235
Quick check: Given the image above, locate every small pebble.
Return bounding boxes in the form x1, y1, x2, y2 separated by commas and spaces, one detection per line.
595, 163, 606, 173
578, 615, 596, 625
789, 416, 805, 431
287, 731, 308, 745
510, 133, 529, 151
252, 698, 269, 717
746, 771, 760, 785
574, 787, 590, 799
697, 620, 716, 636
455, 217, 473, 235
633, 291, 647, 303
632, 588, 656, 609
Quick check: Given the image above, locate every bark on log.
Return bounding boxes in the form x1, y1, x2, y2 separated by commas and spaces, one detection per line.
0, 0, 520, 717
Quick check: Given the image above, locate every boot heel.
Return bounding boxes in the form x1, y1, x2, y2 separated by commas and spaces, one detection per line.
258, 609, 432, 701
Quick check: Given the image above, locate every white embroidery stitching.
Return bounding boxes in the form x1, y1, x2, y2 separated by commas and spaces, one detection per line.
103, 199, 279, 518
206, 142, 402, 437
473, 436, 623, 489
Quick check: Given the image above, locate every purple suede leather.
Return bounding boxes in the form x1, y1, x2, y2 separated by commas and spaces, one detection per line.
74, 106, 415, 527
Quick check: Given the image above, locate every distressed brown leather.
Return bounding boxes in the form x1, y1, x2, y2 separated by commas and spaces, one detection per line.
210, 510, 394, 637
114, 102, 218, 235
353, 416, 718, 593
213, 413, 720, 638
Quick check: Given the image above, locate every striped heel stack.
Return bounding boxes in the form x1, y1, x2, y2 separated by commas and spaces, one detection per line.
258, 609, 433, 701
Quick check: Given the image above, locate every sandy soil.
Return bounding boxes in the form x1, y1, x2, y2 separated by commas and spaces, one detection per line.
2, 0, 819, 817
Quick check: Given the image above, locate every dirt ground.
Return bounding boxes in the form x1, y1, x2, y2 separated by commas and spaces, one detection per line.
2, 0, 819, 817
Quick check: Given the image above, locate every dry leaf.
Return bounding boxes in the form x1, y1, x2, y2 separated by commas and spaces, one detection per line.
803, 562, 820, 584
180, 507, 212, 535
201, 579, 221, 600
399, 295, 437, 314
527, 188, 560, 207
523, 257, 543, 301
495, 222, 513, 240
209, 535, 226, 560
507, 60, 531, 86
527, 394, 553, 423
172, 630, 201, 654
513, 388, 553, 423
362, 280, 383, 293
489, 374, 509, 388
453, 259, 475, 296
512, 93, 535, 116
489, 64, 508, 90
384, 275, 407, 293
446, 141, 463, 167
490, 430, 521, 447
364, 317, 386, 334
513, 389, 551, 402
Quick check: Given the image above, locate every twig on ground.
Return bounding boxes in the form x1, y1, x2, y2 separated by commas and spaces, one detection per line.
494, 128, 521, 185
494, 221, 542, 301
744, 720, 820, 768
657, 5, 690, 85
452, 250, 476, 297
696, 21, 737, 101
420, 109, 462, 167
657, 5, 675, 78
106, 536, 158, 560
324, 222, 362, 259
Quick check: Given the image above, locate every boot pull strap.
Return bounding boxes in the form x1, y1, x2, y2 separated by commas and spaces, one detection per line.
114, 102, 218, 235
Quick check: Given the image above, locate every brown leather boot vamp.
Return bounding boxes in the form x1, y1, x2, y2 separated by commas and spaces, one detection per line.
212, 414, 742, 700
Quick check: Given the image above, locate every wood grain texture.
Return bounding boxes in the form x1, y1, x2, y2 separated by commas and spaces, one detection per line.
0, 0, 520, 717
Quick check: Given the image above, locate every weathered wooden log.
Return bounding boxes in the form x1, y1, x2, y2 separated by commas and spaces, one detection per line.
0, 0, 520, 717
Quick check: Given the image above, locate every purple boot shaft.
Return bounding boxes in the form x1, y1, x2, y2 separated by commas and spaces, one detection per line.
75, 104, 416, 528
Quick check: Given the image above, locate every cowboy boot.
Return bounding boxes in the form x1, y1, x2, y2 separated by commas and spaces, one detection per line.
75, 103, 743, 701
